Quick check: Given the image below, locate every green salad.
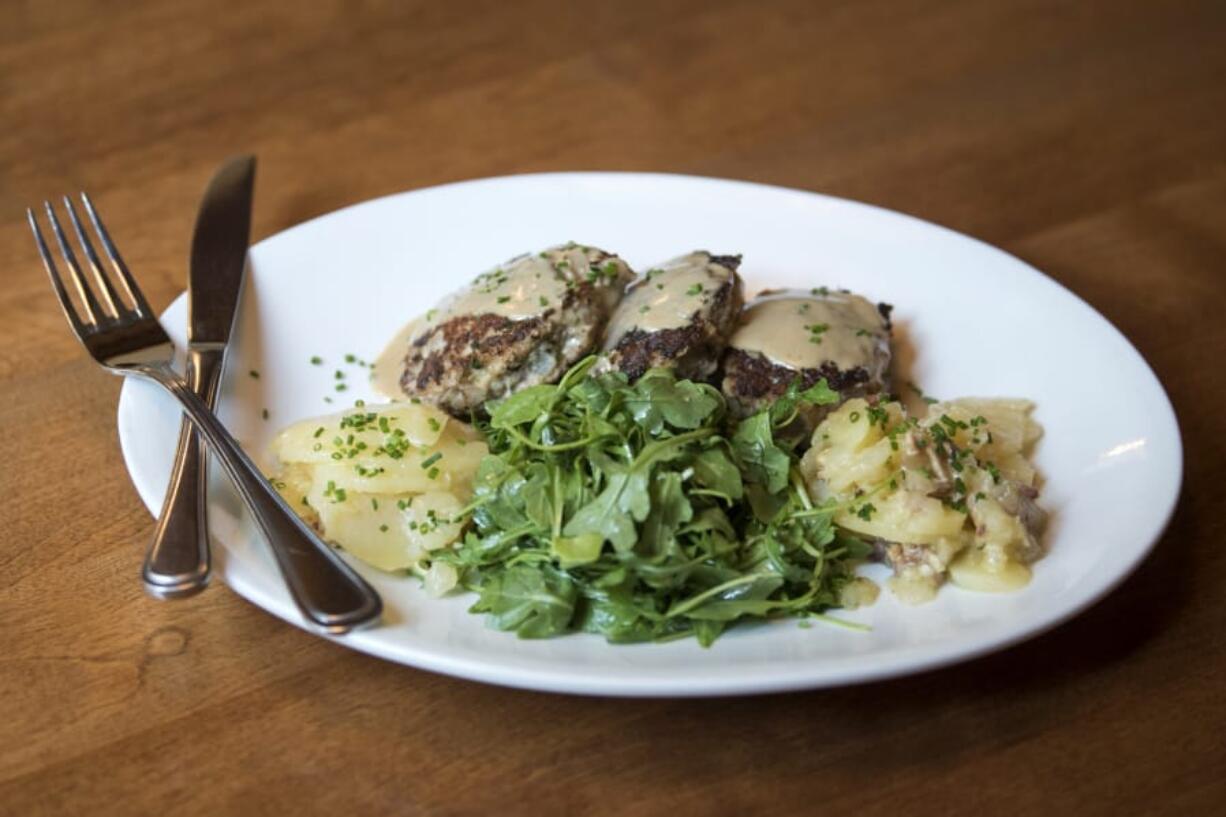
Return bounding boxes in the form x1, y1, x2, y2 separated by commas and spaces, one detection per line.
432, 358, 873, 646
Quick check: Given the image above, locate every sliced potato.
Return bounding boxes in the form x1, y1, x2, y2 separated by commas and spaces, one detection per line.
807, 399, 901, 494
835, 489, 967, 546
400, 491, 466, 553
949, 549, 1032, 592
272, 463, 319, 528
928, 398, 1036, 464
313, 492, 426, 571
270, 401, 484, 575
428, 431, 489, 491
307, 434, 489, 495
993, 451, 1037, 485
423, 561, 459, 597
310, 489, 466, 572
818, 398, 881, 453
838, 577, 880, 609
273, 401, 451, 464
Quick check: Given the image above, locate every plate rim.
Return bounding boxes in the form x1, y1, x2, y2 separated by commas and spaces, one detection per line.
116, 170, 1185, 697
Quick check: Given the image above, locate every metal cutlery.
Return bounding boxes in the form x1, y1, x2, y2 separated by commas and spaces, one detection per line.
28, 192, 382, 634
143, 156, 256, 598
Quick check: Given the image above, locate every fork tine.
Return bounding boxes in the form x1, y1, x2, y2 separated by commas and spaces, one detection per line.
28, 208, 87, 333
63, 195, 124, 318
43, 200, 106, 325
79, 192, 153, 317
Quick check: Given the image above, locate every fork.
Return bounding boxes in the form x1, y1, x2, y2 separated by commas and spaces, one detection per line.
29, 194, 382, 634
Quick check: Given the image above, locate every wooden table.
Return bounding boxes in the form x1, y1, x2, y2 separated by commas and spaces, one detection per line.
2, 1, 1223, 814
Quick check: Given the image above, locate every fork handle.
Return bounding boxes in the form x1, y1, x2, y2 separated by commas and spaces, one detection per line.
142, 347, 222, 598
141, 362, 383, 633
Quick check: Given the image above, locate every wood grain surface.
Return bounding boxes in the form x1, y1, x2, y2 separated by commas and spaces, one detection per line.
2, 1, 1224, 814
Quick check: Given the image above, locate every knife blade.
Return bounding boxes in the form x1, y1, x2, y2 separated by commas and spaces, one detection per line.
142, 155, 257, 597
188, 156, 257, 346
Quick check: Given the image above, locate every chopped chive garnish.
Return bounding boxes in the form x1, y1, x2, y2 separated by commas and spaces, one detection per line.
310, 356, 322, 365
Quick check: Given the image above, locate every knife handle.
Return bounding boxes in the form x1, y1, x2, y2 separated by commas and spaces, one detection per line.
142, 347, 223, 598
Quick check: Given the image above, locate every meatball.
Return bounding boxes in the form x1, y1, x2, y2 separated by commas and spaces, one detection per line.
599, 251, 744, 382
720, 288, 893, 428
395, 243, 634, 417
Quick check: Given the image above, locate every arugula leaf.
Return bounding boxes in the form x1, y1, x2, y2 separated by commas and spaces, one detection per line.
679, 574, 787, 621
769, 377, 841, 431
563, 464, 650, 550
691, 446, 744, 500
833, 530, 874, 561
731, 412, 791, 493
488, 384, 558, 430
470, 564, 577, 638
799, 379, 840, 406
472, 456, 530, 532
520, 463, 555, 531
638, 471, 693, 557
626, 369, 722, 434
562, 431, 709, 549
683, 506, 737, 541
691, 620, 725, 647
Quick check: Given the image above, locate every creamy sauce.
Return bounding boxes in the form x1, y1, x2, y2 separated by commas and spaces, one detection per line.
372, 245, 629, 398
372, 316, 424, 399
729, 290, 887, 371
441, 252, 573, 321
604, 252, 733, 348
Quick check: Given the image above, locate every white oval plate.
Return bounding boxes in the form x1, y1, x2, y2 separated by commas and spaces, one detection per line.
117, 173, 1181, 697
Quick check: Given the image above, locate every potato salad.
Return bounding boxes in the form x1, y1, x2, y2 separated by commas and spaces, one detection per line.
270, 401, 487, 595
801, 397, 1045, 603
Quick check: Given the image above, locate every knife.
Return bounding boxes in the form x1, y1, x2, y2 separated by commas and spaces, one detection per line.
142, 156, 257, 598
